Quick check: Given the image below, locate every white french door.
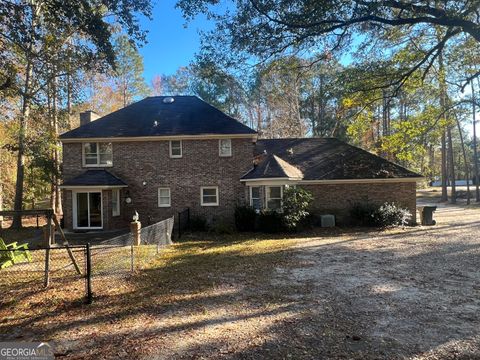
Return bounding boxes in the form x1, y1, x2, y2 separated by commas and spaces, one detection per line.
73, 191, 103, 229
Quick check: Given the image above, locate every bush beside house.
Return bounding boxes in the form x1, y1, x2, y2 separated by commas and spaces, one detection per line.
350, 201, 412, 227
234, 187, 314, 233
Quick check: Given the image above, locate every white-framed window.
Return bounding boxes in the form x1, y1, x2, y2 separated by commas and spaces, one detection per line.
266, 186, 283, 211
169, 140, 182, 158
158, 187, 171, 207
201, 186, 219, 206
219, 139, 232, 157
112, 189, 120, 216
250, 186, 262, 211
83, 142, 113, 167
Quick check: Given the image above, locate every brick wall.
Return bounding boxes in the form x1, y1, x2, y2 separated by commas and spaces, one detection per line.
62, 138, 255, 230
301, 182, 417, 224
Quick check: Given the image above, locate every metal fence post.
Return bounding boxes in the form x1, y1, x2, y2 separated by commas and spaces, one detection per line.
130, 244, 134, 272
86, 243, 93, 304
44, 247, 50, 288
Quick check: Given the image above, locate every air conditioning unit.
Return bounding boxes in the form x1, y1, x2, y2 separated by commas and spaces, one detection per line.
320, 214, 335, 227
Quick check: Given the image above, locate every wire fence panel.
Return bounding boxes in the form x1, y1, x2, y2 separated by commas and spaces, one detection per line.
135, 216, 174, 269
0, 247, 87, 304
1, 217, 175, 305
89, 217, 174, 297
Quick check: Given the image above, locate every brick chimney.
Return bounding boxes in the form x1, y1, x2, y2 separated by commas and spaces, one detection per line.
80, 110, 100, 127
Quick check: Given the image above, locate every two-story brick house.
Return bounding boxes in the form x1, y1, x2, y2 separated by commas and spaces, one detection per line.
60, 96, 422, 231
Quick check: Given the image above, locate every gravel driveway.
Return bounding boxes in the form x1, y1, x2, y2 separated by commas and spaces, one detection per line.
274, 202, 480, 359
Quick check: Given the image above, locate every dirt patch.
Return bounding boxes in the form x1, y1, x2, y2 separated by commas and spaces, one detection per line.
280, 202, 480, 358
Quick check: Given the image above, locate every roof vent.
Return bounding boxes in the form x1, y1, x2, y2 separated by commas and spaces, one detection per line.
163, 97, 175, 104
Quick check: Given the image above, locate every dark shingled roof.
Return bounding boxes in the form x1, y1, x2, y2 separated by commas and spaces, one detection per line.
60, 96, 256, 139
62, 170, 127, 187
242, 138, 422, 180
242, 154, 303, 179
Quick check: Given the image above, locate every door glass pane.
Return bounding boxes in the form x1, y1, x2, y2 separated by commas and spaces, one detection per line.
89, 193, 102, 227
77, 193, 89, 227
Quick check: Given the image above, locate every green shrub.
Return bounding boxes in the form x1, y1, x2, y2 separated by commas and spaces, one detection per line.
189, 216, 208, 232
350, 202, 411, 227
234, 205, 257, 232
349, 202, 378, 226
257, 210, 285, 233
375, 202, 412, 227
282, 186, 314, 231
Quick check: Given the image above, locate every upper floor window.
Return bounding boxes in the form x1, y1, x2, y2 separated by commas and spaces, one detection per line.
83, 142, 112, 167
219, 139, 232, 157
169, 140, 182, 158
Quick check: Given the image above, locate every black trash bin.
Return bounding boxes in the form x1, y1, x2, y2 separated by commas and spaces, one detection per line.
418, 206, 437, 225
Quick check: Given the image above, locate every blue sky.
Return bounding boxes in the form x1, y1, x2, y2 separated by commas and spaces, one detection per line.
138, 0, 212, 83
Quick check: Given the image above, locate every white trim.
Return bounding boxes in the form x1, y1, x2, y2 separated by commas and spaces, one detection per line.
81, 142, 113, 168
158, 187, 171, 207
60, 185, 127, 190
112, 189, 120, 217
169, 140, 183, 158
62, 134, 258, 143
72, 190, 103, 230
219, 139, 232, 157
266, 185, 283, 211
201, 186, 219, 206
241, 177, 424, 185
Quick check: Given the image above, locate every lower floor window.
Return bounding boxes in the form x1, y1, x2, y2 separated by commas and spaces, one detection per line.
158, 187, 171, 207
266, 186, 283, 211
201, 187, 219, 206
250, 186, 262, 211
248, 185, 284, 211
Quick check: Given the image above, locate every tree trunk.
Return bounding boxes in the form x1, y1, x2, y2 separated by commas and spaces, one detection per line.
11, 60, 33, 229
471, 80, 480, 202
447, 125, 456, 203
454, 112, 470, 204
438, 50, 448, 202
52, 76, 62, 215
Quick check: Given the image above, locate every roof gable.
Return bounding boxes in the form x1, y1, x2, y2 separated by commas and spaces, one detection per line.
60, 96, 256, 139
243, 154, 303, 180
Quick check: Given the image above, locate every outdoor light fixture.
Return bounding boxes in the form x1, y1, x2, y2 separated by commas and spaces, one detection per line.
124, 190, 132, 204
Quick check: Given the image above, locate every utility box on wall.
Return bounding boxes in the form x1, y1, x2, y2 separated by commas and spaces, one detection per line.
320, 214, 335, 227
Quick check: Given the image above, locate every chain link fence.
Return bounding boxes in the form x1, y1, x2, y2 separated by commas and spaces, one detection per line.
0, 217, 174, 304
0, 246, 87, 305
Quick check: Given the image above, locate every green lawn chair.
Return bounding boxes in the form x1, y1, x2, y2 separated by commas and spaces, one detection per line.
0, 238, 32, 269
